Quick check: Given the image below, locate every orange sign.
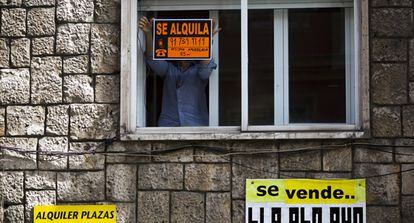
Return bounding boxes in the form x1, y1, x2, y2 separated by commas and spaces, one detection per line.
153, 19, 212, 60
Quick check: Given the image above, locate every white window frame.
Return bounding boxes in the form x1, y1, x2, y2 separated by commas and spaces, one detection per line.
120, 0, 370, 140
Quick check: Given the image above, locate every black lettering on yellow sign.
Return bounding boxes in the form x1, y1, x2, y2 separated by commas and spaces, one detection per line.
35, 210, 115, 221
153, 19, 212, 60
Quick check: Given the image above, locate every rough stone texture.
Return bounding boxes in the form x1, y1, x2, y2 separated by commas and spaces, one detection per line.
11, 38, 30, 67
91, 24, 119, 73
25, 190, 56, 221
63, 75, 94, 103
69, 142, 105, 169
402, 196, 414, 223
280, 142, 321, 171
396, 139, 414, 162
0, 171, 24, 203
372, 63, 407, 104
0, 0, 22, 6
27, 7, 55, 36
95, 75, 120, 103
194, 143, 229, 163
402, 164, 414, 195
138, 163, 183, 190
0, 38, 9, 67
171, 192, 204, 223
403, 105, 414, 137
372, 106, 401, 137
367, 206, 401, 223
0, 107, 4, 135
1, 8, 26, 37
371, 8, 413, 37
0, 68, 30, 104
63, 55, 89, 74
4, 205, 25, 223
115, 203, 136, 223
23, 0, 54, 6
95, 0, 120, 23
152, 142, 193, 162
107, 142, 151, 163
6, 106, 45, 135
372, 39, 407, 61
57, 0, 93, 22
137, 191, 169, 223
354, 164, 400, 205
354, 139, 393, 163
38, 137, 68, 170
409, 82, 414, 103
410, 39, 414, 81
46, 105, 69, 136
323, 147, 352, 171
70, 104, 118, 140
232, 200, 245, 223
185, 164, 231, 191
57, 171, 105, 201
25, 171, 56, 190
56, 23, 90, 55
0, 137, 37, 169
206, 193, 231, 223
106, 164, 136, 202
371, 0, 411, 6
31, 57, 62, 104
32, 37, 54, 56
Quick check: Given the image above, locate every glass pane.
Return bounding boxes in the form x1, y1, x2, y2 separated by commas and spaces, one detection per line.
288, 8, 346, 123
248, 9, 274, 125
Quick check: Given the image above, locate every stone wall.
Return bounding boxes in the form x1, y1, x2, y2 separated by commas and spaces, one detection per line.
0, 0, 413, 222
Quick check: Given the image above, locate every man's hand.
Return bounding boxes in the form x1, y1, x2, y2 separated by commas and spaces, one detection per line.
138, 17, 153, 33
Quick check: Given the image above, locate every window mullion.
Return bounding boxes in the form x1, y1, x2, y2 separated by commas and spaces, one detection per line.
274, 9, 285, 125
209, 11, 220, 126
282, 9, 289, 125
241, 0, 249, 130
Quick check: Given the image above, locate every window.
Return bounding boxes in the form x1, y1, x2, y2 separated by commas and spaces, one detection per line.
120, 0, 369, 139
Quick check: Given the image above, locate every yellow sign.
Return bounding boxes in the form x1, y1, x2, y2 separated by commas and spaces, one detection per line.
33, 205, 116, 223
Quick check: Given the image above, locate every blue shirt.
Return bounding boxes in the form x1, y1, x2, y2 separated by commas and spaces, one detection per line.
146, 56, 217, 127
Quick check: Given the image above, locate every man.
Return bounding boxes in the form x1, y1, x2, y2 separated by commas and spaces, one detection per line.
139, 17, 219, 127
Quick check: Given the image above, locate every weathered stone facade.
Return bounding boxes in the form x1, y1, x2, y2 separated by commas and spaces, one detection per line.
0, 0, 413, 223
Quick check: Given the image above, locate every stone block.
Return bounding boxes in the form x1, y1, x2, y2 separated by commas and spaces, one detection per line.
70, 104, 118, 140
396, 139, 414, 162
23, 0, 54, 6
371, 8, 413, 37
354, 164, 400, 205
11, 38, 30, 67
32, 37, 54, 56
69, 142, 105, 169
409, 82, 414, 103
0, 137, 37, 170
63, 55, 89, 74
280, 142, 321, 171
106, 164, 136, 202
371, 0, 411, 6
27, 7, 55, 36
138, 163, 183, 190
25, 190, 55, 221
38, 137, 68, 170
115, 203, 136, 223
95, 0, 120, 23
46, 105, 69, 136
25, 171, 56, 190
107, 141, 151, 163
6, 106, 45, 135
402, 164, 414, 195
372, 39, 407, 61
152, 142, 193, 162
409, 39, 414, 81
304, 172, 352, 179
0, 171, 24, 203
91, 24, 119, 73
194, 144, 229, 163
95, 75, 120, 103
4, 205, 24, 223
232, 200, 245, 223
0, 108, 4, 135
372, 106, 401, 137
57, 0, 94, 22
354, 139, 393, 163
402, 196, 414, 223
31, 57, 63, 104
1, 8, 26, 37
367, 206, 400, 223
63, 75, 94, 102
57, 171, 105, 202
0, 0, 22, 6
323, 147, 352, 171
185, 164, 231, 191
206, 193, 231, 223
171, 192, 204, 223
0, 68, 30, 104
403, 105, 414, 137
56, 23, 90, 55
0, 38, 9, 67
372, 63, 407, 104
137, 191, 169, 223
